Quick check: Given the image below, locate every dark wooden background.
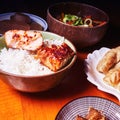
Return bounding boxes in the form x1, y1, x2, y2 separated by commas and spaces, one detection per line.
0, 0, 120, 50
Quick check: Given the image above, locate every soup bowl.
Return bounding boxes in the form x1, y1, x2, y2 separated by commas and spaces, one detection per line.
47, 2, 109, 49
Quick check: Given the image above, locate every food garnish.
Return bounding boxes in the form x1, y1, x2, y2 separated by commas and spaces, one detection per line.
58, 13, 106, 27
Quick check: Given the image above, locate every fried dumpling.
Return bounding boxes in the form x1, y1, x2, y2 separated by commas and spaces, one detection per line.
103, 68, 120, 86
96, 48, 117, 74
103, 62, 120, 89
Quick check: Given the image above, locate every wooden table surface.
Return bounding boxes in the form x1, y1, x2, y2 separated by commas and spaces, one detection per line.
0, 1, 120, 120
0, 50, 120, 120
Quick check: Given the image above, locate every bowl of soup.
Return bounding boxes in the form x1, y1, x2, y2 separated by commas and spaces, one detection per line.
47, 2, 109, 49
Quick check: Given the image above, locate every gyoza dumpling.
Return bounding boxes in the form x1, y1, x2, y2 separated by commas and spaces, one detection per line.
103, 66, 120, 88
96, 49, 117, 74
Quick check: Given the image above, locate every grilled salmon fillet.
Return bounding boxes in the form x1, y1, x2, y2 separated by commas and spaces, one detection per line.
4, 30, 43, 51
35, 43, 75, 71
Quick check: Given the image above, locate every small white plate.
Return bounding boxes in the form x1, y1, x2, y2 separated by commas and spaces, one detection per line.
0, 12, 48, 31
55, 96, 120, 120
85, 47, 120, 101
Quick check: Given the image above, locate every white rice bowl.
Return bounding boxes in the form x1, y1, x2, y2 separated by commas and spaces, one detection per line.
0, 31, 77, 92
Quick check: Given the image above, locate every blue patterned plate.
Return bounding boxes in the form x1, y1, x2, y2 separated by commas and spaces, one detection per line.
55, 96, 120, 120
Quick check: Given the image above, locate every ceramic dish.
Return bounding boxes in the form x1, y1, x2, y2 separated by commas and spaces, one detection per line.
0, 12, 48, 32
85, 47, 120, 100
55, 96, 120, 120
0, 31, 77, 92
47, 2, 109, 49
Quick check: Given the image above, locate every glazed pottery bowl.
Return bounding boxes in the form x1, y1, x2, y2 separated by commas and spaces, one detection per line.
47, 2, 109, 49
0, 31, 77, 92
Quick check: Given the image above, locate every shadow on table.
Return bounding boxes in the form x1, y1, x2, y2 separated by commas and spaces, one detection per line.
19, 57, 89, 99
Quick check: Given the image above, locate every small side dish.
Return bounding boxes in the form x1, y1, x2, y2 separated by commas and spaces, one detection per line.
55, 96, 120, 120
96, 46, 120, 91
85, 47, 120, 100
0, 12, 47, 34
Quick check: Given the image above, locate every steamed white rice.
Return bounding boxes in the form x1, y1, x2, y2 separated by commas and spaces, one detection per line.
0, 48, 54, 76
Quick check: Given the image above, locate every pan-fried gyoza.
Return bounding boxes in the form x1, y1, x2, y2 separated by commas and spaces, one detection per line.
96, 46, 120, 91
